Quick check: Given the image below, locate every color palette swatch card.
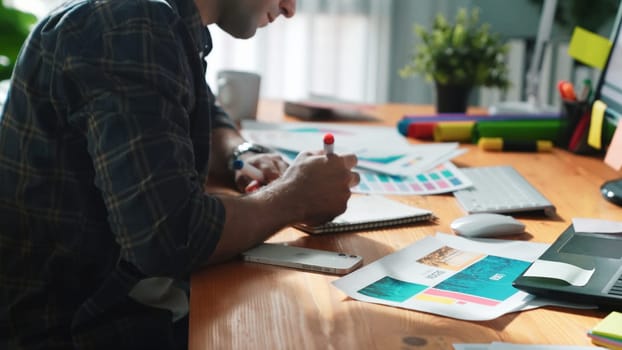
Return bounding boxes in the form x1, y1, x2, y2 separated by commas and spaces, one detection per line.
353, 161, 472, 195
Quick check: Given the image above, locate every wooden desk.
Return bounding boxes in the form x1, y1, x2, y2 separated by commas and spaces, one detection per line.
190, 100, 622, 349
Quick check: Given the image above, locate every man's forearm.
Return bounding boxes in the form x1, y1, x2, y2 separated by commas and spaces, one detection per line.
207, 127, 246, 185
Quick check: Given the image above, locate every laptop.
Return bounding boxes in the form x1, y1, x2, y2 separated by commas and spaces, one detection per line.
515, 3, 622, 309
513, 224, 622, 309
594, 0, 622, 206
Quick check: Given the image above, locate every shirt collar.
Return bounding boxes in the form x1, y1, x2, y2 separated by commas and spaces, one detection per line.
169, 0, 212, 58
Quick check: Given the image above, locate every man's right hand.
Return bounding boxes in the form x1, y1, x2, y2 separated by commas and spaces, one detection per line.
269, 150, 359, 226
210, 150, 359, 264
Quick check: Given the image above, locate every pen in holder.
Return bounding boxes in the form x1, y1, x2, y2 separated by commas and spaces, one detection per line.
558, 100, 589, 150
560, 100, 610, 155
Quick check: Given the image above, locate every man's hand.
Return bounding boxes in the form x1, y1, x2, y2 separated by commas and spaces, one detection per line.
210, 149, 359, 263
267, 150, 360, 226
234, 152, 289, 193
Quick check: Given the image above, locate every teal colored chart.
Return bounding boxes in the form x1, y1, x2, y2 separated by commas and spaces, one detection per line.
358, 276, 427, 302
434, 255, 530, 301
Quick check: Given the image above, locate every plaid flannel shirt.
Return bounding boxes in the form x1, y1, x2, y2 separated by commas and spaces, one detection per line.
0, 0, 235, 348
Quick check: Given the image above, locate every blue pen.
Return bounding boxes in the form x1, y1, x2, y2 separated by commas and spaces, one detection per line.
233, 159, 264, 182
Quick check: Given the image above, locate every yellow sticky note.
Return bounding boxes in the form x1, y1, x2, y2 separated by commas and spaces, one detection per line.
568, 27, 612, 69
592, 311, 622, 340
589, 100, 606, 149
605, 119, 622, 171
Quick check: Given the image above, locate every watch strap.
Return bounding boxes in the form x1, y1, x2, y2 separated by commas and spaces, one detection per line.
230, 142, 271, 170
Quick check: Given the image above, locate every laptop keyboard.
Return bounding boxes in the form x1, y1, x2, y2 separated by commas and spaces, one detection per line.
608, 273, 622, 297
453, 165, 556, 216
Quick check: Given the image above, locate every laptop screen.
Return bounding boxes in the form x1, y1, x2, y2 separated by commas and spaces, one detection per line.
595, 7, 622, 119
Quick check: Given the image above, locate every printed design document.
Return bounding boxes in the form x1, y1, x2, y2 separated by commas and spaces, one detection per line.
332, 233, 551, 321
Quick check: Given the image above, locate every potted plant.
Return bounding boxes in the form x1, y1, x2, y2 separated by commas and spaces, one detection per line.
0, 0, 37, 81
399, 8, 510, 113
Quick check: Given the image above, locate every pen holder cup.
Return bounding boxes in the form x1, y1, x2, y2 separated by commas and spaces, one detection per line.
558, 100, 590, 149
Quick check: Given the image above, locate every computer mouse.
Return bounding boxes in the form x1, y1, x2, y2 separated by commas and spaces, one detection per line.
450, 213, 525, 238
601, 178, 622, 207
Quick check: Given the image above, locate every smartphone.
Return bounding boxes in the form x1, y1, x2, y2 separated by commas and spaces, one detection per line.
242, 243, 363, 275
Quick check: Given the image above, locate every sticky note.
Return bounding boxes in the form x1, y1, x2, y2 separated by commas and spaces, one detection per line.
592, 311, 622, 341
605, 119, 622, 170
589, 100, 606, 149
568, 27, 612, 69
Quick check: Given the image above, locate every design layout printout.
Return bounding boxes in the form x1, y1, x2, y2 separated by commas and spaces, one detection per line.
332, 233, 551, 321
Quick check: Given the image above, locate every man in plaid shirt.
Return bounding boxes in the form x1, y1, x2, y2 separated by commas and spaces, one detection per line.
0, 0, 359, 348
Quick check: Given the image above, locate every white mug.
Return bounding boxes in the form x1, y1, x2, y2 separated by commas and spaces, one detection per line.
216, 70, 261, 123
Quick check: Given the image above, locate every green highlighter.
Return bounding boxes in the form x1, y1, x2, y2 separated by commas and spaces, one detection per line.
472, 119, 561, 144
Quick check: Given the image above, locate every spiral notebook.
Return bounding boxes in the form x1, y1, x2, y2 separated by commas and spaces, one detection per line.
294, 195, 434, 235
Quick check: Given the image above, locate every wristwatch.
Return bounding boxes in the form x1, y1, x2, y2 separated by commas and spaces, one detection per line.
229, 142, 271, 169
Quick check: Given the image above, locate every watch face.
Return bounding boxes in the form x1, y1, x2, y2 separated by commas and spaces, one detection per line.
242, 143, 269, 153
233, 142, 252, 156
233, 142, 271, 159
238, 142, 255, 152
249, 144, 271, 153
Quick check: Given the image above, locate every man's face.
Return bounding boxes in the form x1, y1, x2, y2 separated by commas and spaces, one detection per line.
218, 0, 296, 39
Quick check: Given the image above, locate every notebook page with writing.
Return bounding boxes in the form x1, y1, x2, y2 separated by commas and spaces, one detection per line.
295, 195, 434, 234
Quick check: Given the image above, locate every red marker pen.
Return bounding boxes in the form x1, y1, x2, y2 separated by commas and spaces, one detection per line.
244, 180, 261, 193
557, 80, 577, 101
323, 133, 335, 154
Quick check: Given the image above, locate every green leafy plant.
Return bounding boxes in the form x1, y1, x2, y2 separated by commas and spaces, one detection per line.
0, 0, 37, 80
400, 7, 510, 90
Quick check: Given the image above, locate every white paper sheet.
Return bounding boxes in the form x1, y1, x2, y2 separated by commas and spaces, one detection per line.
241, 121, 465, 176
453, 343, 606, 350
572, 218, 622, 234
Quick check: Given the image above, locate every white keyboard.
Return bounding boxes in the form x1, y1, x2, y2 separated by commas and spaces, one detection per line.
453, 165, 556, 216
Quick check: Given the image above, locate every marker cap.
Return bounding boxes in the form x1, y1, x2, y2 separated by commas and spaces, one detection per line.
323, 133, 334, 145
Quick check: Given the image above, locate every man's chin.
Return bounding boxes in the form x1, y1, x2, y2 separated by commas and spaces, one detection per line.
219, 24, 258, 39
233, 31, 256, 39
